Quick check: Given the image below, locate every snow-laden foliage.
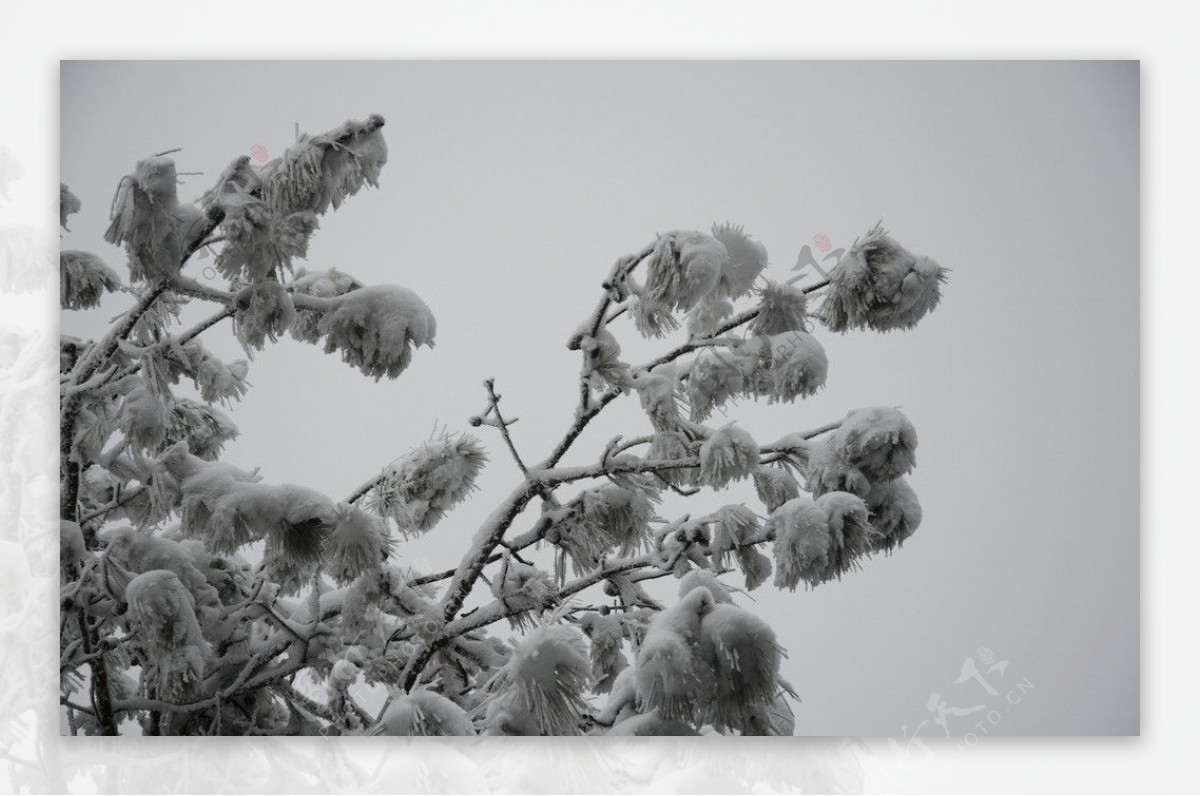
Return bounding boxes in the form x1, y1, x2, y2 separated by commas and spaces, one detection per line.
485, 624, 593, 735
232, 280, 296, 352
699, 423, 759, 488
289, 267, 363, 343
685, 348, 745, 421
806, 406, 918, 496
61, 183, 82, 229
865, 477, 923, 553
62, 126, 946, 737
738, 332, 829, 403
258, 114, 388, 218
491, 554, 558, 630
124, 570, 211, 700
315, 284, 437, 381
60, 250, 121, 310
818, 223, 948, 332
710, 222, 768, 300
105, 157, 209, 282
374, 690, 476, 736
644, 230, 729, 312
769, 492, 876, 589
748, 282, 808, 336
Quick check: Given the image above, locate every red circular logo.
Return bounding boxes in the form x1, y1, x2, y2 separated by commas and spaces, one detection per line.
813, 233, 832, 252
250, 144, 269, 162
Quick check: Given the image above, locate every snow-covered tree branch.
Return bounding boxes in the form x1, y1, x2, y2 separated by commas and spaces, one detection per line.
60, 113, 947, 736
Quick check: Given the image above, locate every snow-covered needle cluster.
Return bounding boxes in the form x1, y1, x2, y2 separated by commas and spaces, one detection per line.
60, 116, 947, 736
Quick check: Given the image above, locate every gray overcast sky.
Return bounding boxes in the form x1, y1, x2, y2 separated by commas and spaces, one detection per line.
61, 60, 1138, 735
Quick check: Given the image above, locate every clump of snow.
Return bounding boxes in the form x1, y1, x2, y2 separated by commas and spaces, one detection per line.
645, 430, 698, 487
753, 465, 801, 513
699, 602, 782, 731
105, 157, 208, 281
375, 690, 476, 736
316, 284, 436, 381
818, 223, 948, 332
643, 230, 729, 312
60, 183, 82, 229
165, 398, 238, 460
635, 586, 717, 724
707, 504, 760, 570
806, 407, 917, 496
324, 505, 394, 585
699, 423, 759, 488
289, 267, 363, 343
491, 553, 558, 630
368, 432, 486, 533
685, 348, 744, 421
578, 327, 632, 392
578, 611, 628, 694
486, 624, 592, 735
737, 332, 828, 403
259, 114, 388, 218
749, 282, 808, 336
769, 492, 876, 589
710, 222, 767, 300
865, 477, 922, 552
232, 280, 296, 352
124, 569, 211, 700
117, 383, 172, 452
60, 250, 121, 310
